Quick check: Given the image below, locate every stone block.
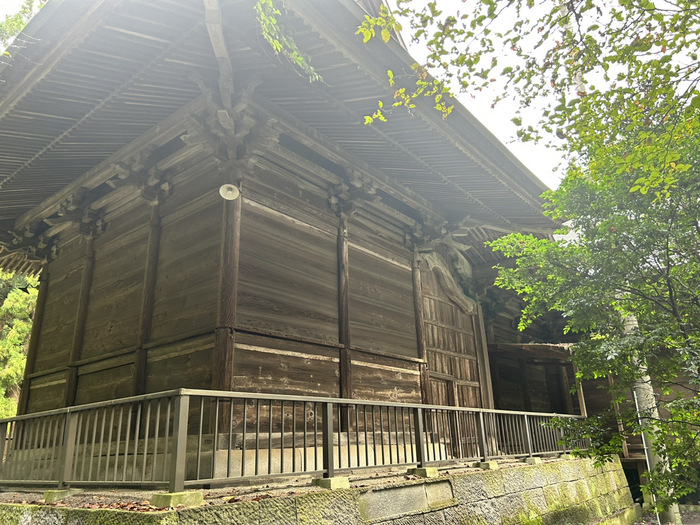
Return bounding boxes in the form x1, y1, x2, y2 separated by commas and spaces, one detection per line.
573, 479, 592, 502
542, 503, 593, 525
493, 493, 527, 523
409, 467, 439, 478
296, 489, 361, 525
522, 457, 542, 465
179, 501, 259, 525
425, 480, 454, 507
444, 502, 495, 525
559, 462, 578, 482
502, 467, 528, 494
67, 507, 178, 525
543, 484, 561, 506
389, 514, 428, 525
43, 488, 83, 503
451, 473, 488, 503
477, 461, 499, 470
150, 491, 204, 509
312, 477, 350, 490
424, 510, 446, 525
259, 496, 297, 525
521, 464, 548, 490
359, 483, 428, 521
521, 488, 548, 515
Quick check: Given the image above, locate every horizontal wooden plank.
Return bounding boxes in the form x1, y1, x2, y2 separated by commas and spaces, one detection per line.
233, 341, 339, 398
238, 202, 338, 345
74, 364, 134, 405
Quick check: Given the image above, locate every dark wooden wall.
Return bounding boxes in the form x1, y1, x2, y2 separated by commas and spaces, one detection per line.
21, 102, 452, 412
489, 352, 582, 415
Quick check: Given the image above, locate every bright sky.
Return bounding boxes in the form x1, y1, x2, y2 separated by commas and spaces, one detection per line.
0, 0, 565, 189
394, 1, 566, 190
0, 0, 24, 19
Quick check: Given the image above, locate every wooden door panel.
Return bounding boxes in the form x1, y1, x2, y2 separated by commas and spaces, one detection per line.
422, 265, 483, 408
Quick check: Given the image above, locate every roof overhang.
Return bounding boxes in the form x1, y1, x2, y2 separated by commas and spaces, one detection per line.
0, 0, 557, 274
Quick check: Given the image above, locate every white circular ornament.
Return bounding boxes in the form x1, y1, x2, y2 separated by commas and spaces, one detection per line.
219, 184, 240, 200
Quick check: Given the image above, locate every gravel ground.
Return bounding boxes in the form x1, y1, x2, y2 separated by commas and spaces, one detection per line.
635, 506, 700, 525
0, 460, 522, 510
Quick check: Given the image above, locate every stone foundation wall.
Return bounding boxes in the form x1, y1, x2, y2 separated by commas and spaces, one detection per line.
0, 457, 641, 525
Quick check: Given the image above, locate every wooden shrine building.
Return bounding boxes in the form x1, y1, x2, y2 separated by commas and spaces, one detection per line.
0, 0, 580, 417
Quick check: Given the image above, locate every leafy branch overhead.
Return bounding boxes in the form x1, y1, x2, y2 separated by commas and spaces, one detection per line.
360, 0, 700, 194
1, 0, 46, 53
254, 0, 322, 83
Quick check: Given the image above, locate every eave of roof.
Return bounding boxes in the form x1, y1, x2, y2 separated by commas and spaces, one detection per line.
0, 0, 557, 274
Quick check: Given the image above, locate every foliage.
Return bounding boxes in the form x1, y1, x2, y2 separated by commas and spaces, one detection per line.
1, 0, 45, 52
352, 0, 700, 508
0, 272, 37, 418
487, 124, 700, 509
254, 0, 322, 83
362, 0, 700, 194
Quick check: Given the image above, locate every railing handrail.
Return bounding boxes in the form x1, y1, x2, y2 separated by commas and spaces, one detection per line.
1, 389, 184, 423
0, 388, 587, 493
2, 388, 584, 424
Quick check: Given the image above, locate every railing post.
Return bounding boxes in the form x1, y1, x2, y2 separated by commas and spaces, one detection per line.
478, 412, 488, 462
57, 411, 78, 489
413, 407, 426, 468
0, 421, 8, 475
321, 402, 334, 478
169, 392, 190, 493
559, 423, 567, 453
523, 415, 533, 457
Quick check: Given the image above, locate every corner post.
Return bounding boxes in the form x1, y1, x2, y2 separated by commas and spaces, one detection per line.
523, 414, 533, 457
169, 392, 190, 493
337, 214, 351, 400
412, 252, 431, 405
18, 264, 50, 415
57, 411, 79, 489
478, 411, 489, 462
413, 407, 426, 468
322, 402, 335, 479
213, 179, 242, 392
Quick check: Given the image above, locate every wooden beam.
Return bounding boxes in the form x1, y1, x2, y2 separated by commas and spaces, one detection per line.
476, 303, 495, 409
64, 233, 96, 407
15, 94, 211, 232
203, 0, 234, 108
133, 203, 162, 395
17, 264, 49, 415
212, 181, 242, 391
411, 253, 430, 405
338, 214, 352, 399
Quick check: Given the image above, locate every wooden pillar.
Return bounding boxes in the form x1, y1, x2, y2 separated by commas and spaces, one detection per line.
337, 214, 352, 399
64, 232, 96, 407
133, 203, 161, 395
212, 184, 241, 391
412, 252, 430, 405
572, 362, 588, 417
519, 359, 533, 411
476, 303, 495, 409
490, 356, 502, 408
558, 364, 575, 414
17, 264, 50, 415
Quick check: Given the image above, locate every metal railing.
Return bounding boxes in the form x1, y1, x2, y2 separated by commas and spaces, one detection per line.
0, 389, 586, 492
